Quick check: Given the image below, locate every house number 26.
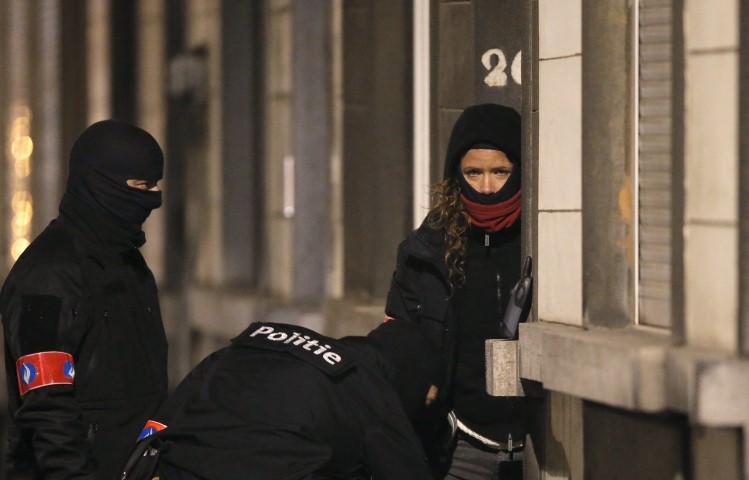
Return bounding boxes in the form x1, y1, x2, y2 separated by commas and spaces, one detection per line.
482, 49, 522, 87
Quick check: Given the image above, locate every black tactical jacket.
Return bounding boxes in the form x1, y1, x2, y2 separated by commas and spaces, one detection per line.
0, 200, 168, 480
141, 322, 433, 480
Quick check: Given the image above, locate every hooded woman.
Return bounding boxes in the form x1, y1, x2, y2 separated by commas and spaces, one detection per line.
385, 103, 525, 479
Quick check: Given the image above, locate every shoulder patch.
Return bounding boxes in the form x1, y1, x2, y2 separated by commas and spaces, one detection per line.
16, 351, 75, 395
235, 323, 354, 377
19, 295, 62, 355
137, 420, 167, 441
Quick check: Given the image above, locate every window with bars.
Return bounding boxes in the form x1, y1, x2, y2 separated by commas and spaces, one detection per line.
637, 0, 676, 328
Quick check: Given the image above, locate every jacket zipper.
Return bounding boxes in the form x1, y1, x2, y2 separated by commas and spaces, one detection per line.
497, 271, 502, 318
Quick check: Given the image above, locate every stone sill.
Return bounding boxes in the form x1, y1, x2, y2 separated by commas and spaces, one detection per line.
493, 321, 749, 427
171, 289, 749, 427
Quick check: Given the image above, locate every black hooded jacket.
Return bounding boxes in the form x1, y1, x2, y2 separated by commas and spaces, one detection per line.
385, 104, 527, 445
131, 322, 434, 480
0, 120, 168, 480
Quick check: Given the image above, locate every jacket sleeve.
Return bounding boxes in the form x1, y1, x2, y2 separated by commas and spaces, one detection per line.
151, 348, 227, 426
385, 245, 450, 352
4, 264, 96, 479
363, 423, 434, 480
384, 244, 422, 324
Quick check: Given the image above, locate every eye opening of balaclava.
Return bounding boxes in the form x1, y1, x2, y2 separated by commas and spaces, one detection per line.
444, 104, 521, 205
66, 119, 164, 227
366, 319, 445, 419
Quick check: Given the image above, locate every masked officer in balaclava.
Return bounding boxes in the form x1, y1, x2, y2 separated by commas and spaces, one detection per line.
1, 119, 169, 480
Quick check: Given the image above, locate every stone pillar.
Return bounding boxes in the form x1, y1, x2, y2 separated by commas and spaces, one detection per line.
582, 0, 633, 328
683, 0, 740, 353
537, 0, 583, 328
220, 0, 262, 287
544, 392, 584, 480
264, 0, 331, 303
682, 0, 743, 476
263, 0, 294, 299
87, 0, 111, 123
291, 0, 331, 302
185, 0, 223, 286
137, 0, 167, 282
35, 0, 63, 230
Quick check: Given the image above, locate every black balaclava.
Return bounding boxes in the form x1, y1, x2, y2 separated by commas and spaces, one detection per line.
444, 104, 521, 205
66, 119, 164, 227
367, 320, 445, 419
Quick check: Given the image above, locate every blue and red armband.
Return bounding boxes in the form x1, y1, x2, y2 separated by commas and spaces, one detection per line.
138, 420, 167, 441
16, 351, 75, 395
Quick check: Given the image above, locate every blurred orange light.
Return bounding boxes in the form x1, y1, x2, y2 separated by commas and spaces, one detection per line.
13, 209, 34, 226
11, 238, 30, 261
7, 107, 34, 267
11, 191, 32, 209
14, 157, 31, 177
12, 220, 30, 238
10, 115, 30, 136
12, 208, 32, 227
11, 135, 33, 161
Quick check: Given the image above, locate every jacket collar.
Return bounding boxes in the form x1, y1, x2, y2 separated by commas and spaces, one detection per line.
58, 193, 138, 266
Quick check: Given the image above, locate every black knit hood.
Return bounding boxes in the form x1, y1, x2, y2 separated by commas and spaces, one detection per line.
443, 103, 521, 180
66, 119, 164, 228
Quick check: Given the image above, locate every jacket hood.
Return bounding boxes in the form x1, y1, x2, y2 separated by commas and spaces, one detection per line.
443, 103, 521, 180
66, 119, 164, 227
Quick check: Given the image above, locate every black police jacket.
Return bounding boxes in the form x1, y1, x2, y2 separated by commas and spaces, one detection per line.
0, 198, 168, 479
141, 322, 433, 480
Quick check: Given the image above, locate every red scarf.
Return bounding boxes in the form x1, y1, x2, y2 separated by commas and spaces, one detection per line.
460, 190, 521, 232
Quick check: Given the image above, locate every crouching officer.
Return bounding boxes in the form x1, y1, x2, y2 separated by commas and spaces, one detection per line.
121, 319, 443, 480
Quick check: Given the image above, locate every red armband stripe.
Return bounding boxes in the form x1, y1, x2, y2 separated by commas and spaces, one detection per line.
16, 351, 75, 395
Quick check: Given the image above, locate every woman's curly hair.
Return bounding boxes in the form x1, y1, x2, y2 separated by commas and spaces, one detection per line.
426, 178, 470, 285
